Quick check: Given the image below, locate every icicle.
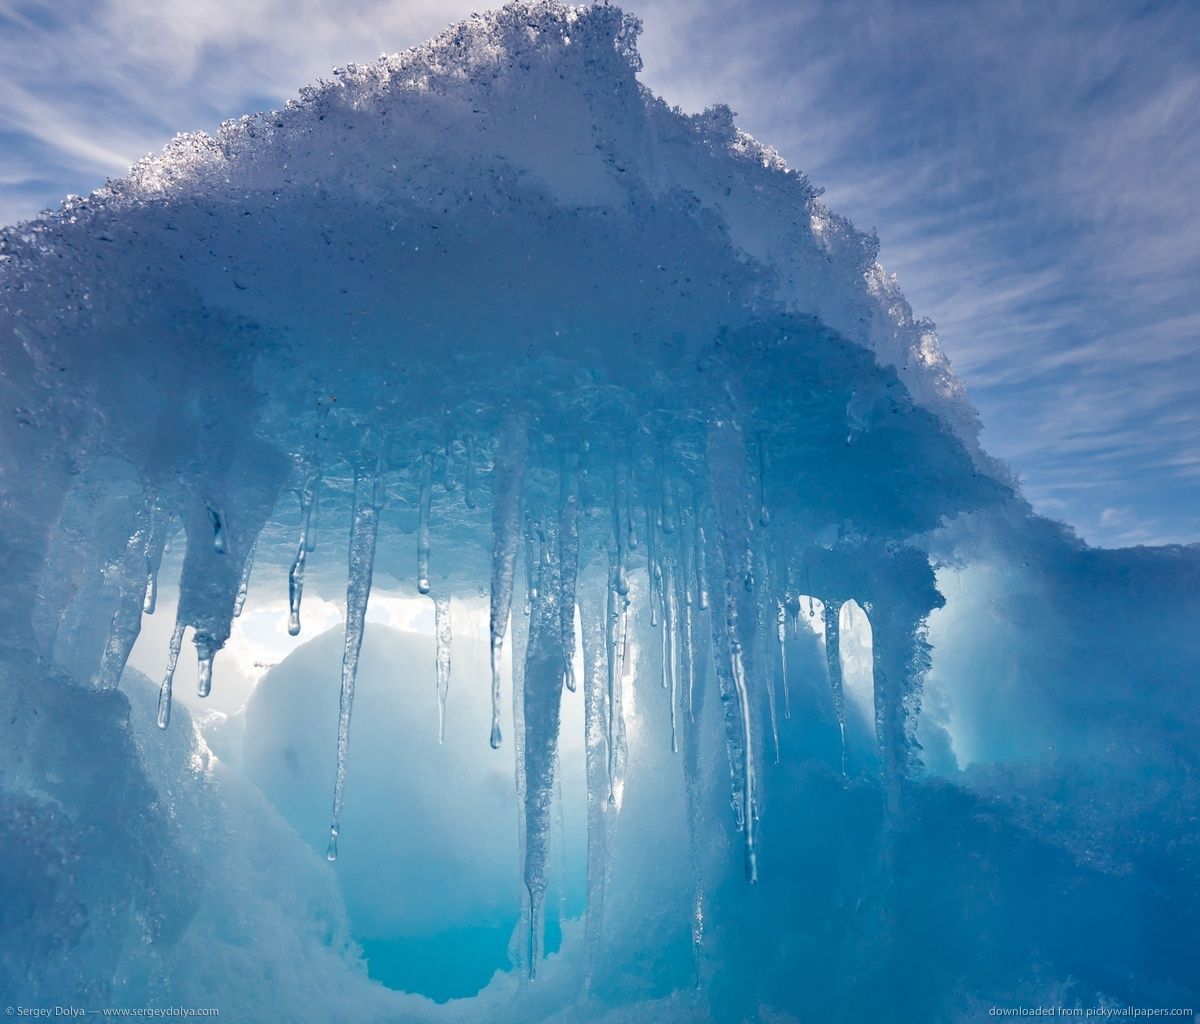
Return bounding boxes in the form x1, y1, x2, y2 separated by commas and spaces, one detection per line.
304, 400, 329, 558
558, 462, 580, 692
288, 473, 319, 636
680, 551, 710, 987
488, 414, 528, 750
647, 502, 659, 628
464, 434, 478, 510
648, 448, 670, 627
679, 505, 698, 722
605, 573, 619, 789
660, 572, 669, 687
523, 513, 540, 616
434, 596, 451, 743
552, 753, 569, 936
305, 477, 320, 553
143, 566, 159, 616
603, 460, 633, 802
233, 540, 256, 617
664, 558, 680, 753
579, 576, 610, 993
142, 499, 170, 615
764, 650, 781, 766
757, 433, 770, 527
824, 599, 848, 776
195, 631, 218, 698
725, 608, 758, 882
694, 506, 710, 611
156, 620, 185, 729
95, 506, 160, 689
327, 458, 383, 861
612, 458, 630, 597
509, 567, 532, 981
207, 504, 227, 554
757, 552, 780, 765
682, 578, 697, 725
417, 453, 433, 595
605, 550, 629, 806
625, 461, 638, 551
777, 600, 792, 720
519, 516, 566, 980
706, 420, 759, 883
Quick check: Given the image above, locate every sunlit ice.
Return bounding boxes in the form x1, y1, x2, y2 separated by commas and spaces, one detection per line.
1, 2, 1197, 1021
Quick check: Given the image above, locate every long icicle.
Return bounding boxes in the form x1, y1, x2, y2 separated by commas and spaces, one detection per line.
156, 619, 185, 729
522, 514, 537, 617
707, 419, 759, 883
288, 472, 319, 636
606, 459, 630, 802
434, 595, 452, 743
613, 455, 630, 598
823, 598, 848, 776
551, 753, 569, 948
464, 434, 479, 511
679, 550, 710, 988
579, 572, 610, 993
777, 600, 792, 720
520, 514, 565, 980
723, 576, 758, 882
757, 549, 780, 765
488, 414, 528, 749
508, 564, 533, 981
680, 500, 698, 722
757, 433, 770, 528
694, 497, 710, 611
606, 551, 629, 806
663, 556, 680, 753
327, 458, 383, 862
558, 459, 580, 692
417, 453, 433, 595
95, 505, 158, 689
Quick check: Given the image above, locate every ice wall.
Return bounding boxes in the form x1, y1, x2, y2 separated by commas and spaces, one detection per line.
1, 2, 1197, 1020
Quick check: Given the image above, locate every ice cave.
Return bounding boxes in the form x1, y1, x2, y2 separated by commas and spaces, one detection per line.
1, 3, 1197, 1022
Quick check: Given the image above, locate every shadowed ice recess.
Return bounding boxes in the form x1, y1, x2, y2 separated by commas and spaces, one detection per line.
1, 3, 1197, 1022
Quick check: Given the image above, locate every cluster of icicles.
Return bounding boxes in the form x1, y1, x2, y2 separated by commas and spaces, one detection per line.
98, 413, 872, 979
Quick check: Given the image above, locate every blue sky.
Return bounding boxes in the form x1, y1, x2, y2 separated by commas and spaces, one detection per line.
1, 0, 1197, 547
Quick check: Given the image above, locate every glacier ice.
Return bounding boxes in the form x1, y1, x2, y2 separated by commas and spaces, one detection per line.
1, 1, 1198, 1021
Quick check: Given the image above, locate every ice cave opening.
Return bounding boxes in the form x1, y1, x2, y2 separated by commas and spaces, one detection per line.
2, 2, 1198, 1021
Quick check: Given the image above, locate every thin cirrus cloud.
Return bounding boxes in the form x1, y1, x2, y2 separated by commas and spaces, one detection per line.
635, 0, 1200, 548
1, 0, 1197, 548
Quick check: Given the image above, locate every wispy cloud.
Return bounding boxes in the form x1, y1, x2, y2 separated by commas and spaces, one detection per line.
1, 0, 1197, 546
635, 0, 1200, 546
